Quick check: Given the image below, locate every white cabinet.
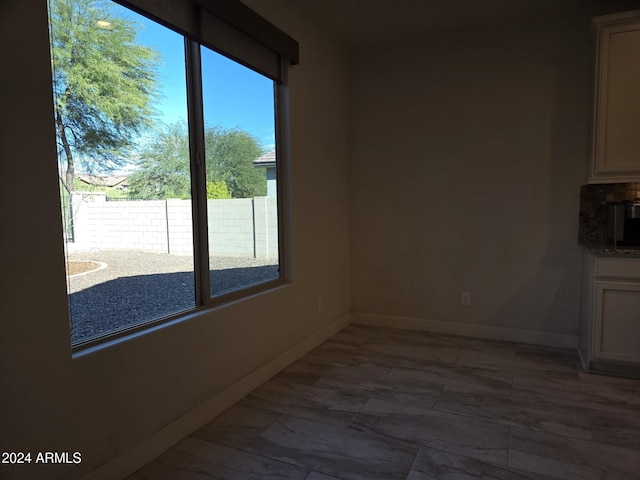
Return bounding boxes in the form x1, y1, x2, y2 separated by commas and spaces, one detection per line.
589, 10, 640, 183
593, 281, 640, 363
580, 254, 640, 374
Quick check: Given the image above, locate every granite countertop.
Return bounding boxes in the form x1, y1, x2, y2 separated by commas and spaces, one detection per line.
581, 243, 640, 257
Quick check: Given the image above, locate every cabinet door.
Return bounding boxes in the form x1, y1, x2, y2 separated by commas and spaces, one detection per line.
593, 281, 640, 363
591, 13, 640, 182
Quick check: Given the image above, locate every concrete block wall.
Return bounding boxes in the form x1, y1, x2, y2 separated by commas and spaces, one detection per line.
70, 194, 278, 258
207, 198, 255, 256
94, 200, 168, 252
253, 196, 278, 259
167, 199, 193, 255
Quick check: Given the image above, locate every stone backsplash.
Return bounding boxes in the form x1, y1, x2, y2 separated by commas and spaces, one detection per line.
579, 182, 640, 245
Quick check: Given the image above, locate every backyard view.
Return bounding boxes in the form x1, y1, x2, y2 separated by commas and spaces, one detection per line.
49, 0, 280, 345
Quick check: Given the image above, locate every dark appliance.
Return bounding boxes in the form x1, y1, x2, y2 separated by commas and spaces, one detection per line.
608, 202, 640, 246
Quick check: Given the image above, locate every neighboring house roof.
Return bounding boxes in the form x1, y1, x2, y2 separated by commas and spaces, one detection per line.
253, 149, 276, 168
76, 174, 128, 188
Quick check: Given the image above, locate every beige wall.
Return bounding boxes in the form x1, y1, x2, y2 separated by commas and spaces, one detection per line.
349, 13, 593, 336
0, 1, 350, 478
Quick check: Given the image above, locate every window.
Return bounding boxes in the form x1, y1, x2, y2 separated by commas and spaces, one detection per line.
47, 0, 298, 350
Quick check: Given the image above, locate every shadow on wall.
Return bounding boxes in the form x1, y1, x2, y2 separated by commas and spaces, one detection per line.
69, 265, 279, 344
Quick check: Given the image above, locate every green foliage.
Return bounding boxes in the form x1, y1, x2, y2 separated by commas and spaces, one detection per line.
207, 180, 232, 199
205, 127, 266, 198
49, 0, 159, 190
127, 124, 191, 199
128, 122, 267, 200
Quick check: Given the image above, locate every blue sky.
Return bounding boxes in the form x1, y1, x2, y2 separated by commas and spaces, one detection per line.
131, 7, 276, 150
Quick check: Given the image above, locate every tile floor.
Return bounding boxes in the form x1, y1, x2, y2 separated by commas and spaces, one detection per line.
127, 324, 640, 480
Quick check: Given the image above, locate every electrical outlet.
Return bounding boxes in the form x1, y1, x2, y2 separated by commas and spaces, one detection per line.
461, 291, 471, 306
317, 296, 324, 312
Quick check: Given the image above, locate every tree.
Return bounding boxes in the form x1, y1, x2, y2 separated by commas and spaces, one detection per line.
49, 0, 159, 192
204, 127, 266, 198
128, 122, 267, 200
206, 180, 232, 199
127, 123, 191, 199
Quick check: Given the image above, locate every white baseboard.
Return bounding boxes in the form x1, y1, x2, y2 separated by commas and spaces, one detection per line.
352, 312, 579, 349
83, 313, 352, 480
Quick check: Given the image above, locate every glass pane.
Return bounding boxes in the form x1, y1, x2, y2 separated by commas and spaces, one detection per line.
200, 45, 279, 298
48, 0, 195, 345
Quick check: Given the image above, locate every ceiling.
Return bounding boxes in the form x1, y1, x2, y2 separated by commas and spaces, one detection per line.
285, 0, 640, 48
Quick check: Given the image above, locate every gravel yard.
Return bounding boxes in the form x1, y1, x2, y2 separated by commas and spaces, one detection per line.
66, 249, 278, 344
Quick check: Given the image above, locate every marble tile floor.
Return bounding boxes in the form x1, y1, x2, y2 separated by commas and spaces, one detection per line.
127, 324, 640, 480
